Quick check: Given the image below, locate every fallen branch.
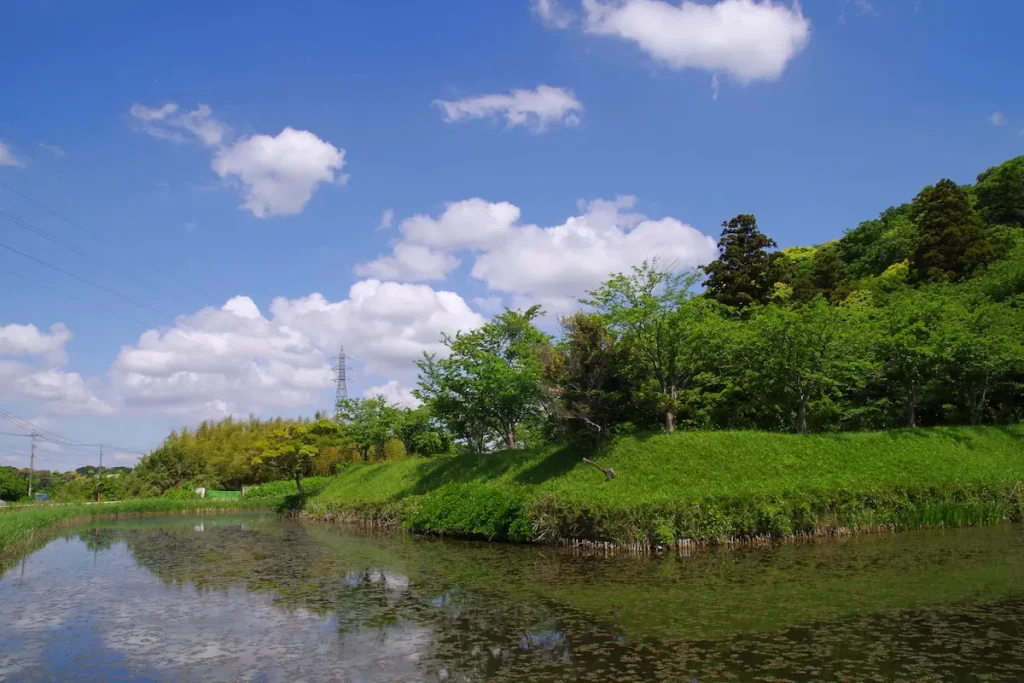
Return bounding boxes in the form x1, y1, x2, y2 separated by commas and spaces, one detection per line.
582, 457, 616, 481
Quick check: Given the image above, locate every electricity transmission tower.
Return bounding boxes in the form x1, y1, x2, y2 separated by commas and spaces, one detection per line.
333, 345, 348, 416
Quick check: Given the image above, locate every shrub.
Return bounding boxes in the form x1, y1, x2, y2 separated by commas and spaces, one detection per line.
403, 483, 534, 542
243, 477, 333, 499
161, 486, 201, 500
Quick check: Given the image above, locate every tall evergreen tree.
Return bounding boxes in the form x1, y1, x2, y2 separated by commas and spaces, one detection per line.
702, 214, 778, 310
909, 179, 994, 283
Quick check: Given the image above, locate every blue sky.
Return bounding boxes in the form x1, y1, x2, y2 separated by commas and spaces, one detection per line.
1, 0, 1022, 469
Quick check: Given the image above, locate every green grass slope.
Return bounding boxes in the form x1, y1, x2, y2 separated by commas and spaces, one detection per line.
298, 426, 1024, 545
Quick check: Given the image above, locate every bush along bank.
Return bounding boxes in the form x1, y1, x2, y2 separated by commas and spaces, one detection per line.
286, 426, 1024, 551
296, 481, 1023, 551
525, 485, 1024, 549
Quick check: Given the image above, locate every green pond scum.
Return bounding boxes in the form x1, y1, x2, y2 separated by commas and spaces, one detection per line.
2, 514, 1024, 681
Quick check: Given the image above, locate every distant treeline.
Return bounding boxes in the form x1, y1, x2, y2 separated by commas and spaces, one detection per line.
118, 155, 1024, 496
0, 465, 131, 503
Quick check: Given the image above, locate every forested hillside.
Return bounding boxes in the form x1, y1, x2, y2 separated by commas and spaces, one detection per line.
119, 155, 1024, 497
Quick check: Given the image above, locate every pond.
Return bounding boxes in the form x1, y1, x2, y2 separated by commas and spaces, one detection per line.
2, 514, 1024, 682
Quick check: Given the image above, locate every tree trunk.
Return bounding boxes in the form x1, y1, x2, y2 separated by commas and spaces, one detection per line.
907, 383, 917, 428
505, 428, 517, 450
972, 377, 990, 426
294, 471, 304, 495
664, 384, 677, 433
797, 392, 808, 434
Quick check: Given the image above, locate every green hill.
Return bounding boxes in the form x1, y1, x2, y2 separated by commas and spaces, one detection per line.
292, 425, 1024, 546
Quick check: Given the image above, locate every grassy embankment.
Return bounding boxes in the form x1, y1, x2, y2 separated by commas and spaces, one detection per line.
0, 497, 279, 559
285, 425, 1024, 547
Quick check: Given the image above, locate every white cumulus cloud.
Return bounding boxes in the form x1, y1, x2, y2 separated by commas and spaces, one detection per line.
356, 195, 717, 310
357, 199, 520, 281
354, 243, 460, 282
0, 323, 72, 364
112, 296, 334, 415
212, 128, 346, 218
581, 0, 811, 83
130, 102, 345, 218
471, 196, 718, 305
532, 0, 575, 28
7, 368, 114, 416
130, 103, 230, 147
434, 85, 583, 132
0, 322, 112, 415
990, 112, 1008, 127
110, 283, 484, 419
270, 280, 486, 376
364, 380, 421, 409
378, 208, 395, 230
0, 141, 23, 167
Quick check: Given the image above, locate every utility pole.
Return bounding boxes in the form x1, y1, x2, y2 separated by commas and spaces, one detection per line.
28, 433, 35, 499
96, 445, 103, 502
333, 344, 348, 417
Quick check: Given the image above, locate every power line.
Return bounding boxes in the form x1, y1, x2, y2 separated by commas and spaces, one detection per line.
0, 408, 93, 450
0, 208, 174, 301
97, 444, 149, 456
0, 408, 151, 456
2, 452, 79, 467
0, 266, 147, 326
0, 180, 214, 302
0, 237, 165, 317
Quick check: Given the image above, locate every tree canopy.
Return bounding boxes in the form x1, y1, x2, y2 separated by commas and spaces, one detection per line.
702, 214, 779, 310
115, 153, 1024, 491
416, 307, 549, 451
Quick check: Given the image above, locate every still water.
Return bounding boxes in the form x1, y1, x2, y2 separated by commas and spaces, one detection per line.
2, 514, 1024, 682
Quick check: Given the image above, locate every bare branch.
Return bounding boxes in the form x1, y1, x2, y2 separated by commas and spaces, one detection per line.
582, 457, 616, 481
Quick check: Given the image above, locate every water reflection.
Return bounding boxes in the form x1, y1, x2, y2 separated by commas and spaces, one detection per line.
2, 515, 1024, 681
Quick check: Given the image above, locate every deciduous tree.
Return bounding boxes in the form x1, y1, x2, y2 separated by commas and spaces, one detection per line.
745, 297, 870, 434
416, 307, 549, 451
975, 156, 1024, 228
251, 420, 340, 494
394, 407, 453, 457
336, 397, 399, 461
584, 262, 714, 433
